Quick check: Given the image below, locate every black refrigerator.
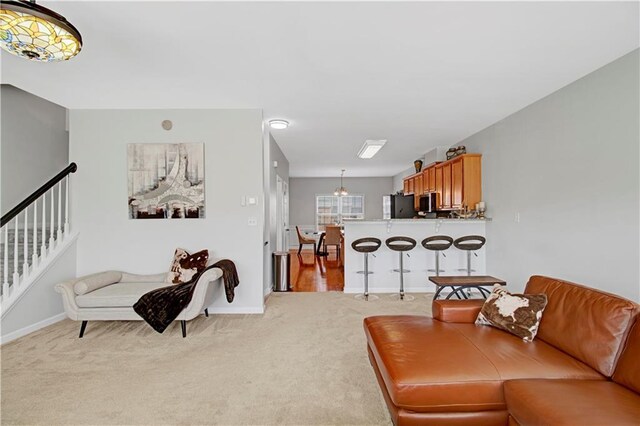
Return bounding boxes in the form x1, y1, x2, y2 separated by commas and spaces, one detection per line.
383, 194, 415, 219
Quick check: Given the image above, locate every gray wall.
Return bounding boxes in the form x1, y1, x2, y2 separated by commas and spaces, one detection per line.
461, 49, 639, 301
289, 177, 393, 234
1, 85, 69, 215
392, 166, 414, 193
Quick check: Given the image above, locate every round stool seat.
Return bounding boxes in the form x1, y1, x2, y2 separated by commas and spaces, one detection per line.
453, 235, 486, 251
421, 235, 453, 251
352, 237, 382, 253
385, 236, 417, 252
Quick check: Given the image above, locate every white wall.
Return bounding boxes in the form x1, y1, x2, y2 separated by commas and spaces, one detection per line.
1, 85, 69, 215
69, 109, 266, 313
289, 177, 393, 235
1, 240, 77, 343
461, 49, 639, 301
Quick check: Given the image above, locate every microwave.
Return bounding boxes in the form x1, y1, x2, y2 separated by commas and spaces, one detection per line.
419, 193, 438, 213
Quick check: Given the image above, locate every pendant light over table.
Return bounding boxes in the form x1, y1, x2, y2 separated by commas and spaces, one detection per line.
334, 169, 348, 196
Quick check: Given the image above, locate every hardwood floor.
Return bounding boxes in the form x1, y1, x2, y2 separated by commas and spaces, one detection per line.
290, 249, 344, 292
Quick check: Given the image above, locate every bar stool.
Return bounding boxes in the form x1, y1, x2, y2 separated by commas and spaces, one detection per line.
352, 237, 382, 301
385, 236, 417, 301
453, 235, 486, 276
421, 235, 453, 277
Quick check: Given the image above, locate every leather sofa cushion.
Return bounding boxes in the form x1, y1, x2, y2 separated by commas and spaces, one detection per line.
505, 379, 640, 426
73, 271, 122, 295
76, 281, 169, 308
525, 275, 639, 377
613, 319, 640, 394
364, 316, 603, 413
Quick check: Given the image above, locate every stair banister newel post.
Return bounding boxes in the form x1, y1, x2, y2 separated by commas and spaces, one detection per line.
23, 209, 29, 277
41, 192, 47, 258
49, 187, 55, 251
32, 200, 38, 268
13, 217, 19, 287
57, 181, 62, 241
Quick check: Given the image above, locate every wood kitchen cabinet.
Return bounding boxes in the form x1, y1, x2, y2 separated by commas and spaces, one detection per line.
414, 174, 423, 209
425, 166, 436, 192
403, 178, 410, 195
441, 162, 452, 209
434, 154, 482, 210
451, 158, 464, 209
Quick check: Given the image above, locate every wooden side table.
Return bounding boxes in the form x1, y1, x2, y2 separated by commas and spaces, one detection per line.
429, 275, 506, 300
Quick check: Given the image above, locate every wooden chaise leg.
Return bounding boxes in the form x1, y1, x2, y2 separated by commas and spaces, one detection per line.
204, 308, 209, 317
79, 320, 88, 338
181, 320, 187, 338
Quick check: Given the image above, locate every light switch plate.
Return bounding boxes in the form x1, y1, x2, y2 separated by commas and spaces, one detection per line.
248, 197, 257, 205
248, 217, 257, 226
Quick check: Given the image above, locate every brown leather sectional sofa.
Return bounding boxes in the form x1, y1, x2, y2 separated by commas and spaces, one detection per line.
364, 275, 640, 425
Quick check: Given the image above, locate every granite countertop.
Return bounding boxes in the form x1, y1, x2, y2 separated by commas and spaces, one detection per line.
344, 218, 491, 224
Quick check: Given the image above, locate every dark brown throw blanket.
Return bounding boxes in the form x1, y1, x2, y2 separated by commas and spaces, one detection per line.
133, 259, 239, 333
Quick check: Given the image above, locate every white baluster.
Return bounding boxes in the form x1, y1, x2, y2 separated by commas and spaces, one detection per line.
13, 217, 19, 287
23, 209, 29, 277
32, 199, 38, 268
3, 226, 9, 298
49, 187, 55, 251
41, 192, 47, 257
64, 175, 70, 235
57, 181, 62, 241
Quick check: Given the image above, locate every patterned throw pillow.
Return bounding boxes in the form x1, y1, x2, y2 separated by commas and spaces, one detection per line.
476, 285, 548, 342
166, 248, 209, 284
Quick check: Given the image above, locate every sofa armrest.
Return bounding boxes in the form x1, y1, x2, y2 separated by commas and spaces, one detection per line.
432, 299, 485, 323
55, 280, 81, 320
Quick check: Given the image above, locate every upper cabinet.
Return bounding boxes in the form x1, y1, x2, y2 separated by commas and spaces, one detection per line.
403, 154, 482, 211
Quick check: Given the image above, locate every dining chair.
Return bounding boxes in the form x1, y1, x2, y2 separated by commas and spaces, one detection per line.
324, 225, 342, 260
296, 226, 317, 254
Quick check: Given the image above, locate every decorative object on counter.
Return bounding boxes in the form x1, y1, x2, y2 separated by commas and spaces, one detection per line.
128, 143, 205, 219
414, 159, 423, 173
476, 201, 486, 219
450, 204, 477, 219
334, 169, 348, 196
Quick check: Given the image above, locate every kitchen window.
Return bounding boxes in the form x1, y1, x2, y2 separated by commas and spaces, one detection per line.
316, 195, 365, 228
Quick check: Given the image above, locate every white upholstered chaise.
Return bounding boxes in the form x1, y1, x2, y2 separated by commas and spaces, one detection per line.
55, 266, 223, 338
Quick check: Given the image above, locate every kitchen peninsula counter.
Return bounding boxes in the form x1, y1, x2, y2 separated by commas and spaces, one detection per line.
343, 219, 488, 294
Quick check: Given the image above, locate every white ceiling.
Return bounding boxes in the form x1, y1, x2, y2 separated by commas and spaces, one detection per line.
2, 1, 638, 177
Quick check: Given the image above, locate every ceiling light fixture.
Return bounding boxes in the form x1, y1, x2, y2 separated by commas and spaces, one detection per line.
334, 169, 348, 196
269, 119, 289, 130
357, 139, 387, 159
0, 0, 82, 62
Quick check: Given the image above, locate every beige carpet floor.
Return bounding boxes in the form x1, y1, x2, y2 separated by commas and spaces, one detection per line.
1, 292, 432, 425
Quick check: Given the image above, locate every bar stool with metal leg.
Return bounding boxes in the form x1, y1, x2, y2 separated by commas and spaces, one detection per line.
421, 235, 453, 277
453, 235, 486, 276
352, 237, 382, 301
386, 236, 417, 301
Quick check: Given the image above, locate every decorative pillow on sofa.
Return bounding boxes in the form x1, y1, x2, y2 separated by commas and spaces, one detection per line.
165, 248, 209, 284
475, 285, 548, 342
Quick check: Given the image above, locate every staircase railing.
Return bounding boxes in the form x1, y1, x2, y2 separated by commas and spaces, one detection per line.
0, 163, 77, 305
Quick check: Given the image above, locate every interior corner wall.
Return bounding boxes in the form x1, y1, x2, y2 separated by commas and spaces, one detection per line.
461, 49, 640, 301
69, 109, 266, 313
392, 167, 415, 192
0, 85, 69, 215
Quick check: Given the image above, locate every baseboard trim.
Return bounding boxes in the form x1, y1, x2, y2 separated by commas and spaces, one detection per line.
343, 287, 431, 294
1, 312, 66, 345
207, 306, 264, 314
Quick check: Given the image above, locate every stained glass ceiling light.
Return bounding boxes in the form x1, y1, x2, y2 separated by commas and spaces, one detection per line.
0, 0, 82, 62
